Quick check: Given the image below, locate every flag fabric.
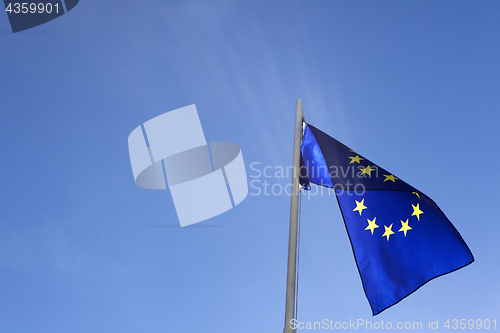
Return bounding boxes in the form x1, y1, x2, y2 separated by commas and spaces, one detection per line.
300, 123, 474, 315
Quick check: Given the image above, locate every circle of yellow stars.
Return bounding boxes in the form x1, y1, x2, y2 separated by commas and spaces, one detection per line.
348, 153, 424, 241
353, 193, 424, 241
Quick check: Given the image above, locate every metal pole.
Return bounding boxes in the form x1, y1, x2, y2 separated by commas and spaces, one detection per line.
283, 99, 303, 333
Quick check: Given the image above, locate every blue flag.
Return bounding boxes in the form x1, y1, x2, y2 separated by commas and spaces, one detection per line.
300, 124, 474, 315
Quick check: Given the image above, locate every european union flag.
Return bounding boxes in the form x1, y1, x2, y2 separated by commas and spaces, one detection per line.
300, 124, 474, 315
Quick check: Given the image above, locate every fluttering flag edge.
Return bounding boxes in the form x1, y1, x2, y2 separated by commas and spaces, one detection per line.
333, 185, 474, 316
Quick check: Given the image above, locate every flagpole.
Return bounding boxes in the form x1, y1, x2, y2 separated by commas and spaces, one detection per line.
283, 99, 303, 333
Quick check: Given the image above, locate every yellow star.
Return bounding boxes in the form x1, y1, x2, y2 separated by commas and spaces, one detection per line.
365, 217, 379, 234
349, 155, 365, 164
412, 192, 420, 198
383, 174, 398, 182
382, 224, 394, 241
359, 165, 376, 176
398, 219, 412, 236
353, 198, 367, 216
412, 203, 424, 221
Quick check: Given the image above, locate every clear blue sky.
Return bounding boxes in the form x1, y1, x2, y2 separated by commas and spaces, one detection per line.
1, 1, 499, 332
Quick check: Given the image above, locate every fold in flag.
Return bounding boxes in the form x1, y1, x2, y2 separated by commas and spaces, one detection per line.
300, 124, 474, 315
